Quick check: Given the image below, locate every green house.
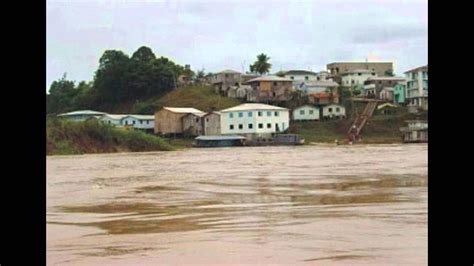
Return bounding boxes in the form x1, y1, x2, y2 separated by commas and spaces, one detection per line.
393, 83, 406, 105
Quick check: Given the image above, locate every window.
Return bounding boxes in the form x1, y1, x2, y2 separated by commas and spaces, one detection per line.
267, 123, 271, 128
309, 110, 314, 114
273, 82, 278, 86
147, 120, 149, 124
351, 80, 355, 84
248, 112, 252, 117
229, 124, 234, 130
132, 120, 136, 124
358, 73, 362, 76
108, 121, 111, 124
225, 74, 228, 78
274, 111, 279, 116
346, 81, 349, 84
305, 76, 309, 80
328, 108, 333, 112
125, 121, 128, 125
290, 76, 294, 80
140, 120, 143, 124
317, 77, 320, 81
336, 107, 340, 112
196, 118, 199, 123
258, 111, 262, 116
238, 112, 243, 118
229, 113, 233, 118
248, 123, 253, 129
372, 73, 376, 76
267, 111, 272, 116
239, 124, 243, 129
378, 81, 382, 84
206, 118, 209, 122
300, 110, 305, 115
258, 123, 263, 129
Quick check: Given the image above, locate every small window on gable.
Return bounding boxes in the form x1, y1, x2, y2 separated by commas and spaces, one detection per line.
300, 110, 305, 115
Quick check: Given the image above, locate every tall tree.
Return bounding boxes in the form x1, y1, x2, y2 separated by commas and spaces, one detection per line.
46, 73, 77, 114
131, 46, 156, 62
92, 50, 131, 107
250, 53, 272, 75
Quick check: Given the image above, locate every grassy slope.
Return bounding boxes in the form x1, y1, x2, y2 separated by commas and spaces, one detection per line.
138, 85, 241, 113
47, 118, 174, 155
289, 108, 427, 144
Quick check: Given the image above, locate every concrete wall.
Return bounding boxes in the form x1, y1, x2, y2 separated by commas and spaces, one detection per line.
341, 72, 376, 87
220, 109, 290, 135
281, 73, 318, 82
182, 114, 203, 136
203, 113, 221, 135
248, 81, 293, 102
322, 104, 346, 118
154, 109, 186, 134
327, 62, 393, 77
292, 106, 320, 120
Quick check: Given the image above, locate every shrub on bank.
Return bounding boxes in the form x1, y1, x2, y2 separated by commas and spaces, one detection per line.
46, 118, 174, 155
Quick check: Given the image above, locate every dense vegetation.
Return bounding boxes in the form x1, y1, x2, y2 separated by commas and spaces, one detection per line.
46, 46, 194, 114
46, 118, 174, 155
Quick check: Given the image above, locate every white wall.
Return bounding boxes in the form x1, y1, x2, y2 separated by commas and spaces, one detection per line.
283, 73, 318, 82
322, 105, 346, 117
220, 109, 290, 134
293, 106, 320, 120
341, 72, 375, 87
122, 117, 154, 129
99, 117, 122, 126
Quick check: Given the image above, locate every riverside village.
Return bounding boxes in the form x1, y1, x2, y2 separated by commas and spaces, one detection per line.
54, 60, 428, 148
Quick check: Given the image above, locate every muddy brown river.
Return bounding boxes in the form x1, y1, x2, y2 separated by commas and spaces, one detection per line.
47, 144, 427, 265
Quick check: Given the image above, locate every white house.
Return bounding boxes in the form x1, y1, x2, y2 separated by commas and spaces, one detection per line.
276, 70, 319, 82
220, 103, 290, 135
99, 114, 128, 126
322, 104, 346, 119
341, 69, 377, 87
292, 105, 320, 121
57, 110, 107, 121
122, 115, 155, 130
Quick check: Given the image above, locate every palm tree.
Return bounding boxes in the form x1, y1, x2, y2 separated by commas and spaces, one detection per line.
250, 53, 272, 75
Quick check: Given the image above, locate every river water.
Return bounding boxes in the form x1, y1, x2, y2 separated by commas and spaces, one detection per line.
47, 144, 427, 265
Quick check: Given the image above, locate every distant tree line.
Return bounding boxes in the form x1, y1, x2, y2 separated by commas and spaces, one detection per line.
46, 46, 193, 114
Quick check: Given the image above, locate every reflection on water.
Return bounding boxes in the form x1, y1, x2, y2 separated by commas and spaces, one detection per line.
47, 144, 427, 265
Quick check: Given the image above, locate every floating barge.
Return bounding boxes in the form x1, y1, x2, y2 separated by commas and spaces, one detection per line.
193, 134, 304, 147
194, 135, 246, 147
400, 120, 428, 143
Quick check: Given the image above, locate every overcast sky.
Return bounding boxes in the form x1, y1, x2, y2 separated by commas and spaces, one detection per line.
47, 0, 427, 92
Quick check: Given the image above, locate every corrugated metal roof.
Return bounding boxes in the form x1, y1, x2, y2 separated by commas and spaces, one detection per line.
302, 80, 339, 87
243, 75, 293, 84
276, 70, 318, 76
220, 103, 287, 112
58, 110, 107, 116
163, 107, 205, 114
404, 65, 428, 74
218, 69, 241, 74
195, 135, 246, 140
100, 114, 128, 120
366, 76, 405, 81
123, 115, 154, 120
